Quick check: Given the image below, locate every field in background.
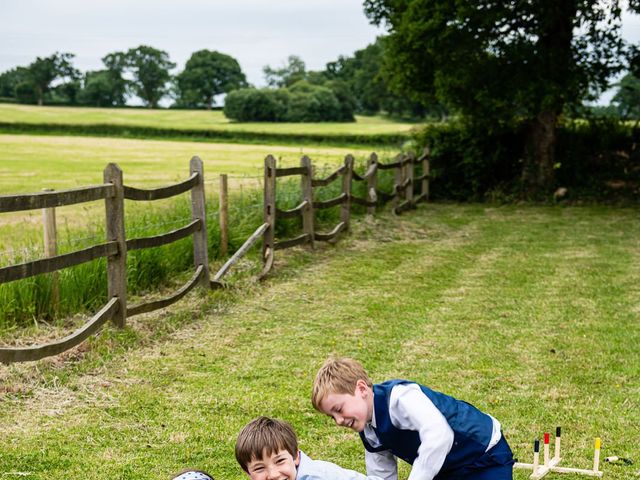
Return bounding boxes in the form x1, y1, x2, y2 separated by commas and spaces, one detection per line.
0, 205, 637, 479
0, 133, 387, 193
0, 133, 389, 248
0, 104, 422, 136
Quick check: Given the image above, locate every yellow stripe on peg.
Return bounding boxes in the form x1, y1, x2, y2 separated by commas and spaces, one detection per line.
593, 437, 601, 472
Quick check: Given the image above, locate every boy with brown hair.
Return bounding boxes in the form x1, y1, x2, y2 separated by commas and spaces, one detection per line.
235, 416, 383, 480
312, 357, 514, 480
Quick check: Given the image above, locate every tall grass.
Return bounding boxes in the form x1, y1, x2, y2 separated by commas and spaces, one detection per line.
0, 160, 400, 332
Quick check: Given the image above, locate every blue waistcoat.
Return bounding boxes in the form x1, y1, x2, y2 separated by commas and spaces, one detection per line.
359, 380, 494, 474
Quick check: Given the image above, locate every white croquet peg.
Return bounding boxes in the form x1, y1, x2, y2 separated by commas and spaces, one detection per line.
533, 439, 540, 473
544, 432, 550, 466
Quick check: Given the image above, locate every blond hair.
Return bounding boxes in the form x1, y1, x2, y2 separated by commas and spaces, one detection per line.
235, 417, 298, 472
311, 357, 372, 411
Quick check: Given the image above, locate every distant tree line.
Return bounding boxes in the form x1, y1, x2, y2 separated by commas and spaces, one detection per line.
2, 30, 638, 129
0, 39, 445, 122
0, 46, 246, 110
224, 38, 436, 122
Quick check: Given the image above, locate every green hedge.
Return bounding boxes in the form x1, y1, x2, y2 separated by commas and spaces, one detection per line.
224, 83, 355, 123
413, 120, 640, 201
0, 121, 407, 147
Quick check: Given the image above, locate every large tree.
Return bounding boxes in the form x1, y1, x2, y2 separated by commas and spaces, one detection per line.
26, 52, 79, 106
364, 0, 640, 194
125, 45, 175, 108
175, 50, 246, 109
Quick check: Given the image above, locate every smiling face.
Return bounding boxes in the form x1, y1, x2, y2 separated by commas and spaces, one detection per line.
317, 379, 373, 432
245, 448, 300, 480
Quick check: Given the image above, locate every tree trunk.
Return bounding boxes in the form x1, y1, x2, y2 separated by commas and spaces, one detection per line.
522, 111, 557, 196
519, 1, 574, 197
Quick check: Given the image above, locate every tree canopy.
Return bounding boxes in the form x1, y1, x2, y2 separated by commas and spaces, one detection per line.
175, 50, 246, 109
263, 55, 307, 88
124, 45, 175, 108
26, 52, 80, 106
325, 37, 430, 118
0, 67, 30, 99
364, 0, 640, 194
611, 73, 640, 120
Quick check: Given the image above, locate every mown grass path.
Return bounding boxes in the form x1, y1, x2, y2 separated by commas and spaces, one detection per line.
0, 205, 638, 479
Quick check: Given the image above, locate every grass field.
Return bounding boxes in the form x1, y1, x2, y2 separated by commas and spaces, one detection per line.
0, 133, 389, 194
0, 204, 638, 479
0, 133, 389, 249
0, 104, 422, 136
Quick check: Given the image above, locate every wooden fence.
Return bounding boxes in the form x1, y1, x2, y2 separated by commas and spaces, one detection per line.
260, 148, 430, 278
0, 158, 215, 363
0, 149, 430, 363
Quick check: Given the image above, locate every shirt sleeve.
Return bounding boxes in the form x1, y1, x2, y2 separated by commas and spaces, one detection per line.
365, 448, 398, 480
388, 383, 454, 480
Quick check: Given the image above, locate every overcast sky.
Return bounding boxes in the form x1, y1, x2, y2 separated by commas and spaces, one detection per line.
0, 0, 385, 89
1, 1, 640, 104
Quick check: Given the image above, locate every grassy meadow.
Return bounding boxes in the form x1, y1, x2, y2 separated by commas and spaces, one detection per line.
0, 130, 396, 328
0, 133, 390, 194
0, 133, 390, 245
0, 103, 422, 136
0, 204, 638, 479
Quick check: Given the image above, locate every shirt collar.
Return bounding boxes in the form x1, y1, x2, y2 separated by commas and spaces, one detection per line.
369, 402, 377, 429
296, 450, 311, 475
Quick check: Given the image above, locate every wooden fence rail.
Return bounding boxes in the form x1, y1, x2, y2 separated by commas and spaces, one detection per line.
0, 157, 233, 364
259, 148, 430, 278
0, 147, 431, 362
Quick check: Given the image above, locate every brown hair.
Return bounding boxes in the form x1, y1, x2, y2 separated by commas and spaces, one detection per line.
235, 417, 298, 472
311, 357, 372, 411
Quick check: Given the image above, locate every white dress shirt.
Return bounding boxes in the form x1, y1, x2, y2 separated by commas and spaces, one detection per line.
362, 383, 502, 480
297, 450, 384, 480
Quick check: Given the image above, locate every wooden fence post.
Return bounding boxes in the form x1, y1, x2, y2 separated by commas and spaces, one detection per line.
190, 156, 210, 289
366, 153, 378, 216
341, 154, 354, 231
422, 147, 430, 202
263, 155, 277, 267
394, 153, 405, 210
42, 188, 59, 314
104, 163, 127, 327
219, 173, 229, 257
405, 152, 415, 207
300, 155, 315, 249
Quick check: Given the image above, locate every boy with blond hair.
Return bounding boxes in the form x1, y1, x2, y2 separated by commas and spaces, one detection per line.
312, 357, 514, 480
235, 416, 383, 480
